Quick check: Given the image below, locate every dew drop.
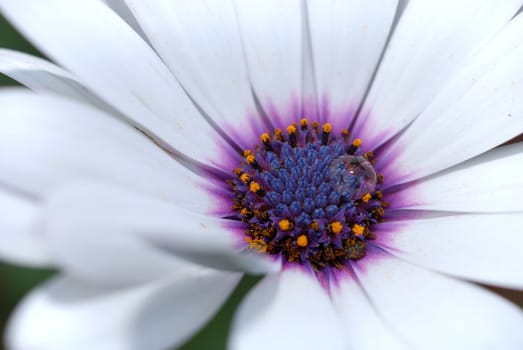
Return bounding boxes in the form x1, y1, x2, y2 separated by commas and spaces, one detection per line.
328, 155, 377, 199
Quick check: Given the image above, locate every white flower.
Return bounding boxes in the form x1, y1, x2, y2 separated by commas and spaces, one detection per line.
0, 0, 523, 350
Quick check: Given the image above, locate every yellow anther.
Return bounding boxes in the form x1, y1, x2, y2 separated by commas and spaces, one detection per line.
300, 118, 309, 128
374, 190, 383, 199
248, 238, 268, 253
240, 173, 250, 183
352, 138, 362, 147
246, 154, 256, 164
361, 192, 372, 203
322, 123, 332, 133
233, 168, 242, 175
310, 221, 319, 230
330, 221, 343, 234
341, 129, 349, 136
297, 234, 309, 247
287, 124, 297, 134
243, 149, 252, 158
240, 208, 250, 216
278, 219, 291, 231
352, 224, 365, 236
260, 133, 271, 143
249, 181, 261, 193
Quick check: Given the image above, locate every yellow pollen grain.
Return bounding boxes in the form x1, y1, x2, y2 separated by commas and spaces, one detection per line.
246, 154, 256, 164
243, 149, 252, 158
287, 124, 297, 134
330, 221, 343, 234
322, 123, 332, 133
260, 133, 271, 143
240, 208, 250, 216
240, 173, 250, 183
310, 221, 319, 230
278, 219, 291, 231
249, 239, 267, 253
361, 192, 372, 203
300, 118, 309, 127
352, 224, 365, 236
352, 138, 362, 147
297, 234, 308, 247
249, 181, 261, 193
234, 168, 242, 175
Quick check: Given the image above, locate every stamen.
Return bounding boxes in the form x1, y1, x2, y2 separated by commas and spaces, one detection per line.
352, 224, 365, 236
361, 193, 372, 203
347, 138, 362, 155
329, 221, 343, 234
287, 124, 297, 147
278, 219, 292, 231
321, 123, 332, 145
297, 234, 309, 247
300, 118, 309, 130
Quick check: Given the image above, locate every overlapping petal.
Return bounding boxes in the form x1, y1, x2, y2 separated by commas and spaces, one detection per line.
374, 213, 523, 289
7, 272, 240, 350
0, 0, 235, 167
0, 90, 222, 214
353, 250, 523, 349
355, 0, 522, 147
229, 268, 344, 350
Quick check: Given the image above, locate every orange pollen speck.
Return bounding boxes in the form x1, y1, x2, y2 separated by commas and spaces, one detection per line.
322, 123, 332, 133
246, 154, 256, 164
352, 224, 365, 236
240, 173, 250, 183
260, 133, 271, 143
352, 138, 362, 147
297, 234, 308, 247
330, 221, 343, 234
249, 181, 261, 193
300, 118, 308, 127
310, 222, 319, 230
361, 193, 372, 203
287, 124, 297, 134
243, 149, 252, 157
278, 219, 291, 231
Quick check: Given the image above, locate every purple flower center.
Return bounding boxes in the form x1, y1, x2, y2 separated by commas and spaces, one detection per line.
229, 119, 387, 271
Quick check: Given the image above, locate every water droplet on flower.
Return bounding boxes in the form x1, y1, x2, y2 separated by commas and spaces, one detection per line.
328, 155, 377, 199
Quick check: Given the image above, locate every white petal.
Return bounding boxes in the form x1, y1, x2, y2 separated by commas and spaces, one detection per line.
353, 250, 523, 349
233, 0, 304, 123
0, 49, 115, 113
125, 0, 266, 149
0, 190, 50, 266
44, 182, 280, 281
0, 90, 221, 214
229, 268, 345, 350
7, 272, 240, 350
355, 0, 522, 147
307, 0, 397, 124
101, 0, 147, 39
396, 143, 523, 213
380, 12, 523, 183
375, 214, 523, 289
332, 272, 406, 350
0, 0, 233, 165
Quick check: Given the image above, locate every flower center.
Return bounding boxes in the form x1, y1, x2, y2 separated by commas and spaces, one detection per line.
229, 119, 387, 271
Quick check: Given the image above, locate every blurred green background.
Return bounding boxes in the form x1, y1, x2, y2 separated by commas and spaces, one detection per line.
0, 13, 258, 350
1, 10, 522, 350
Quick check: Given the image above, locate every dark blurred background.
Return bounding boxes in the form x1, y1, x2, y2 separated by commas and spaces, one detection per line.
0, 11, 522, 350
